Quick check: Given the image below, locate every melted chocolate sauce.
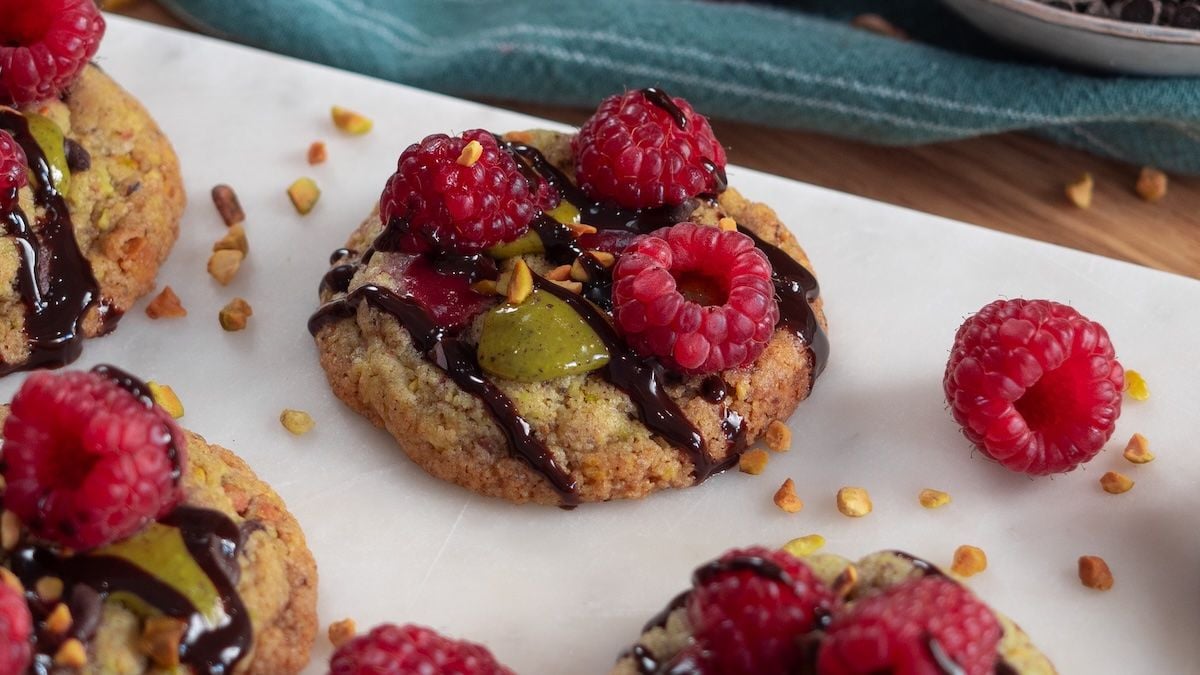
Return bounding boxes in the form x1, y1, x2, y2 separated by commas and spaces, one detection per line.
0, 110, 101, 376
699, 375, 727, 403
640, 87, 689, 129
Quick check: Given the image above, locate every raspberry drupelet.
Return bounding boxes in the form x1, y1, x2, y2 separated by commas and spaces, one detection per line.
0, 0, 106, 107
329, 623, 515, 675
1, 368, 187, 550
0, 575, 32, 675
0, 131, 26, 210
573, 88, 727, 209
612, 222, 778, 375
944, 298, 1124, 475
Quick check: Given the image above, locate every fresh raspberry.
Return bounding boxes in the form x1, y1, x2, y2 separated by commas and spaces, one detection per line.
944, 298, 1123, 475
379, 130, 554, 255
817, 575, 1002, 675
0, 0, 106, 107
0, 130, 26, 209
612, 222, 778, 375
1, 367, 187, 550
395, 254, 494, 329
686, 546, 838, 674
0, 578, 32, 675
573, 89, 727, 209
329, 623, 515, 675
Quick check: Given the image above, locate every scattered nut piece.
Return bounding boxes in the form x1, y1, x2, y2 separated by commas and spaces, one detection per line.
280, 409, 315, 436
307, 141, 328, 165
918, 488, 951, 509
219, 298, 254, 332
1078, 555, 1114, 590
208, 249, 245, 286
1124, 369, 1150, 401
832, 564, 859, 598
782, 534, 826, 557
565, 222, 598, 236
773, 478, 804, 513
146, 286, 187, 319
328, 618, 357, 649
1123, 433, 1155, 464
213, 222, 248, 255
951, 545, 988, 577
589, 250, 616, 268
35, 576, 63, 603
764, 420, 791, 452
1135, 166, 1168, 202
1064, 172, 1094, 209
148, 382, 184, 419
140, 617, 187, 668
1, 511, 19, 550
507, 259, 533, 304
569, 258, 590, 283
0, 568, 21, 593
287, 177, 321, 215
851, 13, 910, 40
456, 140, 484, 167
54, 638, 87, 668
45, 603, 72, 634
211, 184, 245, 227
331, 106, 373, 135
738, 448, 769, 475
836, 486, 872, 517
502, 131, 534, 144
717, 216, 738, 232
544, 265, 572, 282
470, 279, 499, 296
551, 280, 583, 295
1100, 470, 1134, 494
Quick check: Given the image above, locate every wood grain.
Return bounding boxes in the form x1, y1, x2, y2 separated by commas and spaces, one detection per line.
111, 0, 1200, 278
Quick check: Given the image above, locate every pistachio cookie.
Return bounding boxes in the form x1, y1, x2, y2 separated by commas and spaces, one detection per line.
0, 365, 318, 674
0, 0, 185, 375
310, 89, 827, 505
612, 547, 1055, 675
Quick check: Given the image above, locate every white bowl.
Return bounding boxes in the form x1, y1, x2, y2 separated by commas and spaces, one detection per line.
941, 0, 1200, 75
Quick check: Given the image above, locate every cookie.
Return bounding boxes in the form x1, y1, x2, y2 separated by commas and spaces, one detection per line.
310, 120, 827, 506
0, 64, 185, 374
613, 549, 1056, 674
0, 381, 318, 674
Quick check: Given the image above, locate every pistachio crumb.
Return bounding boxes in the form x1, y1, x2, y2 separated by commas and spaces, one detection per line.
54, 638, 87, 668
782, 534, 825, 557
773, 478, 804, 513
507, 259, 533, 305
1124, 369, 1150, 401
145, 286, 187, 319
35, 577, 63, 603
307, 141, 328, 165
1065, 172, 1094, 209
951, 545, 987, 577
1078, 555, 1114, 590
219, 298, 254, 332
764, 420, 791, 452
140, 617, 187, 668
836, 487, 872, 517
287, 177, 321, 215
211, 184, 245, 227
1100, 471, 1134, 494
328, 618, 358, 649
738, 448, 769, 475
456, 140, 484, 167
207, 250, 245, 286
1123, 433, 1155, 464
45, 603, 72, 634
918, 488, 951, 509
280, 409, 316, 436
1135, 166, 1168, 202
213, 222, 249, 255
331, 106, 373, 135
147, 382, 184, 419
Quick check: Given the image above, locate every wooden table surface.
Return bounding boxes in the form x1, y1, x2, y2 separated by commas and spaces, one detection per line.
113, 1, 1200, 279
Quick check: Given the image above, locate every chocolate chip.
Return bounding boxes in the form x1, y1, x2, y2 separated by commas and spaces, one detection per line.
63, 139, 90, 172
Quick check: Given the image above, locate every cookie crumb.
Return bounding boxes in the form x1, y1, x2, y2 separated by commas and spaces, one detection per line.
288, 177, 321, 215
717, 216, 738, 232
331, 106, 373, 135
456, 140, 484, 167
836, 487, 872, 517
140, 617, 187, 668
764, 420, 791, 452
1078, 555, 1113, 590
1064, 172, 1094, 209
328, 618, 357, 649
1135, 166, 1168, 202
35, 576, 63, 603
1, 511, 19, 550
773, 478, 803, 513
1123, 433, 1154, 464
1099, 470, 1134, 494
307, 141, 328, 165
54, 638, 87, 668
148, 382, 184, 419
951, 545, 987, 577
146, 286, 187, 319
782, 534, 825, 557
1124, 369, 1149, 400
45, 603, 72, 634
280, 409, 315, 436
219, 298, 254, 332
739, 448, 769, 475
918, 488, 951, 509
211, 184, 245, 227
208, 250, 245, 286
213, 222, 249, 255
851, 13, 909, 40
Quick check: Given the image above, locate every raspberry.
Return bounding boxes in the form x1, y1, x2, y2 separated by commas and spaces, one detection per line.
395, 254, 494, 329
0, 578, 32, 675
943, 298, 1123, 475
573, 89, 726, 209
817, 576, 1002, 675
0, 130, 26, 209
612, 222, 778, 375
686, 546, 838, 674
329, 623, 515, 675
0, 0, 106, 107
1, 367, 187, 550
379, 130, 554, 255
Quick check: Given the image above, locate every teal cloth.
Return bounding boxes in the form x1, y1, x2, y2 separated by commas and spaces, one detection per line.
160, 0, 1200, 173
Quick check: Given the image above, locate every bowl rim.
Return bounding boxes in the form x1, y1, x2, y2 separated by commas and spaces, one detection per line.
968, 0, 1200, 45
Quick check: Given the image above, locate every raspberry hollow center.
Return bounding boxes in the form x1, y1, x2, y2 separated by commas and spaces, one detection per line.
1013, 355, 1094, 434
675, 271, 727, 307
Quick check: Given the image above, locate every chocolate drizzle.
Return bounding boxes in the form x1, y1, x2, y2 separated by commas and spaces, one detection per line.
641, 87, 689, 129
0, 110, 101, 376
